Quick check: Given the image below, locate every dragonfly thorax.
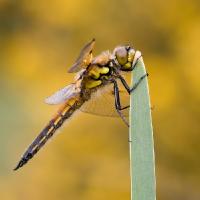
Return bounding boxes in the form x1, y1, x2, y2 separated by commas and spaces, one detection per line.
84, 64, 112, 89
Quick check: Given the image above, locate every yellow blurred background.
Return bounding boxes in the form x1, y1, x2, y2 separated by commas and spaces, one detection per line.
0, 0, 200, 199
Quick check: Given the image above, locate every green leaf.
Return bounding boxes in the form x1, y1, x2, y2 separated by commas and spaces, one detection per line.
129, 57, 156, 200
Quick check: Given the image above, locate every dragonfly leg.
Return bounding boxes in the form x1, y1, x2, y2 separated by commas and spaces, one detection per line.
112, 80, 129, 127
130, 73, 148, 93
118, 73, 148, 94
120, 105, 130, 110
130, 53, 142, 71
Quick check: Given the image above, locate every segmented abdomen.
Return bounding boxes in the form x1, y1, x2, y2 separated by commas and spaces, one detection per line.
14, 96, 84, 170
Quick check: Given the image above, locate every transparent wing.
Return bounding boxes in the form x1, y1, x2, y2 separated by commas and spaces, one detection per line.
45, 84, 80, 105
68, 39, 96, 73
80, 84, 130, 117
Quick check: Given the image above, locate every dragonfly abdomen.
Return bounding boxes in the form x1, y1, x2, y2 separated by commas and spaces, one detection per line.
14, 96, 85, 170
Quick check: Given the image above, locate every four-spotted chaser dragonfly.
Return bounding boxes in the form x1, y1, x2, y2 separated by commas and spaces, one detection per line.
14, 39, 147, 170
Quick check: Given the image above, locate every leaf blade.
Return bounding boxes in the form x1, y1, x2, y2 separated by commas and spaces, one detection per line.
129, 58, 156, 200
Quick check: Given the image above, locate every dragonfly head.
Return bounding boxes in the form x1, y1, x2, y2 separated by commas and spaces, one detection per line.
113, 46, 136, 71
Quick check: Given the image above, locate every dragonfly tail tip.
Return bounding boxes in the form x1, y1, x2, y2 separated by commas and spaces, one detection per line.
13, 155, 30, 171
13, 160, 24, 171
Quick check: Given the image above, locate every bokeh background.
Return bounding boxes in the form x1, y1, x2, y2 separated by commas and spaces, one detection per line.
0, 0, 200, 199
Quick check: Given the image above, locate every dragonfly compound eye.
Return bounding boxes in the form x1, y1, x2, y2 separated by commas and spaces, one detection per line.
127, 48, 135, 63
114, 46, 128, 66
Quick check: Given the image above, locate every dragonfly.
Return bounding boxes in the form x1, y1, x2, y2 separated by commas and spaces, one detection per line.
14, 39, 147, 170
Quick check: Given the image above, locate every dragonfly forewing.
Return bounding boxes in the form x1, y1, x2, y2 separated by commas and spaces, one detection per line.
68, 39, 95, 73
45, 84, 80, 105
